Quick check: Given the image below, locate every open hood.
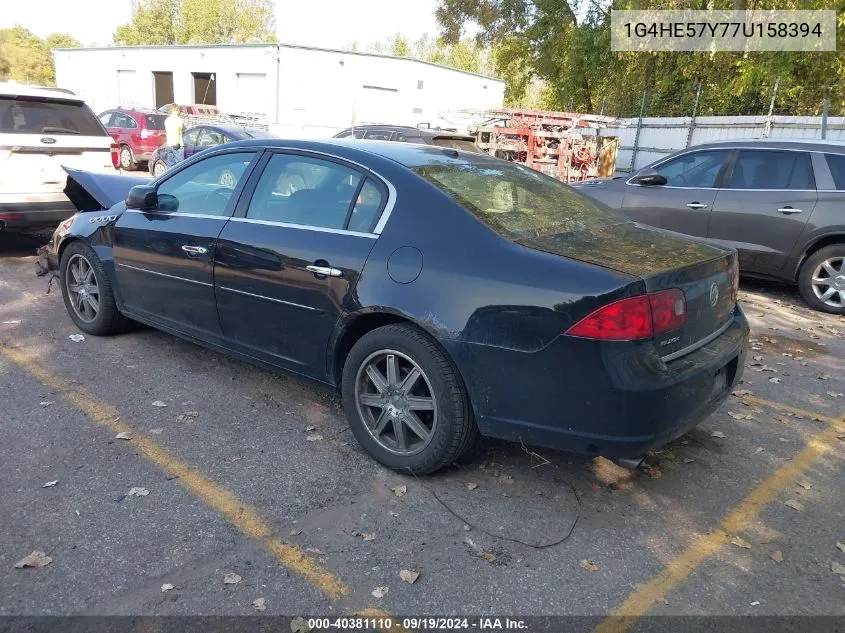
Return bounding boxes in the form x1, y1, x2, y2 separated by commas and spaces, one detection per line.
63, 167, 151, 212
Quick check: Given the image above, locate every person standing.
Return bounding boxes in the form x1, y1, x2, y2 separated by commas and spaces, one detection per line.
163, 104, 184, 166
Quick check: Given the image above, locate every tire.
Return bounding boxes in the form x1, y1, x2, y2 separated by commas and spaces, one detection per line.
797, 244, 845, 315
152, 160, 167, 177
341, 323, 478, 474
119, 145, 137, 171
60, 241, 128, 335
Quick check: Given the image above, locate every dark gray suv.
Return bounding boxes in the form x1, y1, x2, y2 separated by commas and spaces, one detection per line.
573, 139, 845, 314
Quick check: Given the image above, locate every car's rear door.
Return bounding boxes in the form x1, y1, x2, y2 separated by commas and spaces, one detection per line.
113, 149, 261, 339
707, 149, 817, 276
621, 149, 731, 236
213, 150, 388, 379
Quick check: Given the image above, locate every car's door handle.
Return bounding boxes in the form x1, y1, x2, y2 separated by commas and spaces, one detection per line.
686, 202, 708, 209
306, 265, 343, 277
777, 207, 803, 215
181, 245, 208, 255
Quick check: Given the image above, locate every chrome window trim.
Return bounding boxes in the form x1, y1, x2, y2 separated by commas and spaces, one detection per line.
661, 318, 733, 363
228, 217, 377, 239
116, 263, 212, 287
124, 209, 229, 220
218, 285, 318, 311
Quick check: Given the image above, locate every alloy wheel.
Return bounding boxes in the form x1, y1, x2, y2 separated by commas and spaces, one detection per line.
153, 162, 166, 177
120, 147, 133, 169
66, 253, 100, 323
811, 256, 845, 308
354, 349, 438, 456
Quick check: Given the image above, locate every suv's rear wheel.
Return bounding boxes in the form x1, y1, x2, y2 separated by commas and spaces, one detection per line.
798, 244, 845, 314
60, 241, 127, 335
341, 324, 477, 474
119, 144, 137, 171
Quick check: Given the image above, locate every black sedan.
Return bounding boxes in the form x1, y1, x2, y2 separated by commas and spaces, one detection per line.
42, 139, 748, 474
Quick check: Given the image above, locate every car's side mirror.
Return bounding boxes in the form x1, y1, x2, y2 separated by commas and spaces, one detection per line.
632, 169, 667, 186
126, 185, 158, 211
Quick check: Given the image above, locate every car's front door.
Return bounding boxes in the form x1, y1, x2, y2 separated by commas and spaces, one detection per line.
213, 150, 388, 379
113, 149, 260, 339
622, 149, 731, 236
707, 149, 817, 276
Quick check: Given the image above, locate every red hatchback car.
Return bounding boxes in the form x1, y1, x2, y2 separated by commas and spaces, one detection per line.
98, 108, 167, 171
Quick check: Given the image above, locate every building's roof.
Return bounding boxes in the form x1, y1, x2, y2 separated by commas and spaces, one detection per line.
0, 82, 79, 100
51, 42, 503, 83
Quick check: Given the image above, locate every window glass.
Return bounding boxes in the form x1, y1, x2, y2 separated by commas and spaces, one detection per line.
432, 137, 483, 154
247, 154, 365, 229
654, 150, 729, 188
0, 97, 107, 136
198, 130, 225, 147
824, 153, 845, 190
119, 113, 138, 128
352, 129, 366, 139
414, 161, 627, 239
144, 114, 166, 130
183, 128, 200, 146
99, 112, 114, 127
156, 152, 255, 216
348, 179, 385, 232
728, 150, 814, 190
364, 130, 393, 140
335, 130, 352, 138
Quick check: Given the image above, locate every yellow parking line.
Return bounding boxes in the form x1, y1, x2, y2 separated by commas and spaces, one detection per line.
593, 402, 845, 633
1, 346, 349, 601
743, 394, 844, 425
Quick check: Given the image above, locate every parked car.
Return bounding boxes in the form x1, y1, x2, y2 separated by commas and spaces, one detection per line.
0, 83, 117, 232
334, 124, 484, 153
42, 140, 747, 474
573, 139, 845, 314
99, 108, 167, 171
148, 124, 277, 177
157, 103, 219, 116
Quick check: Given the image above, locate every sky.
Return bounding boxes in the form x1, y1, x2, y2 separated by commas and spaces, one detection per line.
0, 0, 445, 48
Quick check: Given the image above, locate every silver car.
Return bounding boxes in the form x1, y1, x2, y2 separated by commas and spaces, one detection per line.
573, 139, 845, 314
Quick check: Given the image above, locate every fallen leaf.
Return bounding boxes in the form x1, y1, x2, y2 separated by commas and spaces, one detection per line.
14, 551, 52, 569
290, 616, 311, 633
39, 401, 53, 407
730, 536, 752, 549
114, 431, 132, 440
223, 572, 242, 584
784, 499, 804, 512
770, 550, 784, 563
732, 389, 753, 396
361, 532, 376, 541
161, 583, 174, 592
837, 542, 845, 554
127, 487, 149, 497
826, 392, 844, 398
755, 447, 764, 453
465, 482, 479, 491
252, 597, 266, 612
177, 411, 199, 422
711, 431, 726, 438
399, 569, 420, 584
41, 480, 59, 488
728, 411, 752, 420
149, 428, 164, 435
682, 458, 695, 464
499, 474, 514, 484
151, 401, 168, 407
371, 586, 389, 599
750, 601, 760, 606
391, 484, 407, 497
796, 480, 812, 490
580, 559, 599, 572
306, 434, 323, 442
769, 377, 781, 384
643, 464, 662, 479
68, 334, 85, 342
818, 373, 831, 380
480, 551, 497, 563
304, 425, 316, 431
656, 597, 669, 605
831, 561, 845, 576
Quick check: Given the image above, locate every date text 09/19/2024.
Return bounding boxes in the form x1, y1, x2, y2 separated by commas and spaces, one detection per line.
307, 617, 528, 630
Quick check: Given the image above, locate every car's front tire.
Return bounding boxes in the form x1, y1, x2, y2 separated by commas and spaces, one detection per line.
798, 244, 845, 314
60, 241, 127, 335
341, 324, 477, 474
119, 145, 137, 171
152, 160, 167, 177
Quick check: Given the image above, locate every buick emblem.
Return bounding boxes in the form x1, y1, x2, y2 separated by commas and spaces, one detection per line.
709, 282, 719, 307
40, 136, 57, 144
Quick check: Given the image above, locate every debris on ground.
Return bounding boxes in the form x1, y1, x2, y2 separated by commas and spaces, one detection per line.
290, 529, 302, 536
361, 532, 376, 541
499, 474, 514, 484
818, 373, 831, 380
14, 551, 52, 569
400, 569, 420, 584
465, 482, 479, 491
836, 541, 845, 554
68, 334, 85, 342
127, 487, 149, 497
161, 583, 174, 592
770, 551, 784, 563
391, 484, 407, 497
114, 431, 132, 440
711, 431, 727, 438
796, 480, 812, 490
642, 464, 662, 479
826, 392, 844, 398
253, 597, 267, 612
480, 551, 497, 563
730, 536, 752, 549
151, 401, 168, 407
149, 428, 164, 434
371, 586, 389, 599
177, 411, 199, 422
305, 425, 316, 432
728, 412, 753, 420
831, 561, 845, 576
290, 617, 311, 633
306, 434, 323, 442
580, 559, 599, 572
784, 499, 804, 512
223, 572, 242, 584
39, 401, 53, 407
41, 480, 59, 488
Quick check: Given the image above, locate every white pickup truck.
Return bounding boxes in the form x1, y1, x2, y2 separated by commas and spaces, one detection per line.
0, 83, 118, 232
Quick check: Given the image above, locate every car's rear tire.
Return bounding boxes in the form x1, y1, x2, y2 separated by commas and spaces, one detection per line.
60, 241, 127, 335
152, 160, 167, 177
798, 244, 845, 314
119, 145, 137, 171
341, 324, 478, 474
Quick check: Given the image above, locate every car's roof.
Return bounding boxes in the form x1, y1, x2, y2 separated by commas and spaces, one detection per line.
189, 124, 272, 138
337, 124, 468, 138
0, 82, 80, 101
690, 138, 845, 154
116, 107, 163, 115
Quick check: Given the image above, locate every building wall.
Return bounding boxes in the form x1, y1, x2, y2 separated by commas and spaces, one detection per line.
53, 45, 505, 137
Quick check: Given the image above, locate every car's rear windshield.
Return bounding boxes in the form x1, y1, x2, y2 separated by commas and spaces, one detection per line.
144, 114, 167, 130
414, 161, 629, 239
431, 137, 484, 154
0, 97, 107, 136
242, 128, 276, 139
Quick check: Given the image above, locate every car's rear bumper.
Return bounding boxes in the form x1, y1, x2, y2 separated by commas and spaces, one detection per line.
0, 193, 76, 231
446, 306, 749, 458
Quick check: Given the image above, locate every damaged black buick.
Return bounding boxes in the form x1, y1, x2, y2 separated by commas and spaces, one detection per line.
41, 139, 749, 474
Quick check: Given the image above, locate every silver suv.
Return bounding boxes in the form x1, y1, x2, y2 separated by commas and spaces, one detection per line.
573, 139, 845, 314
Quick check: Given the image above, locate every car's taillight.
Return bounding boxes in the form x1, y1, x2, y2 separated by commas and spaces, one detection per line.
729, 259, 739, 303
565, 289, 686, 341
109, 143, 120, 169
140, 128, 150, 139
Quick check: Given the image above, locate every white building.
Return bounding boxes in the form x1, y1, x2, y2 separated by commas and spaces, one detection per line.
53, 43, 504, 136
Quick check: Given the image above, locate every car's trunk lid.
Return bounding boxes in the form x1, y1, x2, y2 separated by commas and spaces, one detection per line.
516, 221, 736, 358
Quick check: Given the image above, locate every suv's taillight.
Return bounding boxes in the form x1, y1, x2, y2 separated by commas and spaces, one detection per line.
565, 289, 686, 341
140, 128, 150, 139
109, 143, 120, 169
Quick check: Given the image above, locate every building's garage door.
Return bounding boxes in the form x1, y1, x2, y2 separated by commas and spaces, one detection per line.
117, 70, 139, 107
357, 85, 399, 125
235, 73, 268, 115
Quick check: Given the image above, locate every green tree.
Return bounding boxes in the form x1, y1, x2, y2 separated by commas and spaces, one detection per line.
0, 26, 79, 85
113, 0, 276, 45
